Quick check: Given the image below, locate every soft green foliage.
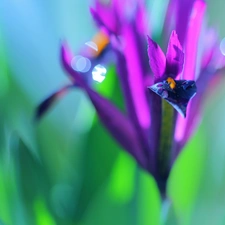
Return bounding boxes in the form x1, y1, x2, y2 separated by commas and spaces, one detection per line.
0, 1, 225, 225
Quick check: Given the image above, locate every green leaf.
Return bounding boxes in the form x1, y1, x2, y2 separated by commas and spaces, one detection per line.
167, 126, 207, 224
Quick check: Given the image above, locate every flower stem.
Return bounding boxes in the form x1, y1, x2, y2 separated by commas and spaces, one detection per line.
157, 100, 174, 189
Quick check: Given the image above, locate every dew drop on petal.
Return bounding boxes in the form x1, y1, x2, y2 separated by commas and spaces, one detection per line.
220, 37, 225, 56
71, 55, 91, 73
92, 64, 107, 83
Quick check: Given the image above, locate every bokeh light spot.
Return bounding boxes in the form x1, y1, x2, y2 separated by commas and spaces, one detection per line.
71, 55, 91, 73
92, 64, 107, 83
85, 41, 98, 52
220, 37, 225, 56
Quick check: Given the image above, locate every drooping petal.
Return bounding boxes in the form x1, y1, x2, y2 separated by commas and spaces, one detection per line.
35, 85, 72, 120
61, 43, 148, 170
147, 36, 166, 82
183, 0, 206, 80
166, 30, 184, 78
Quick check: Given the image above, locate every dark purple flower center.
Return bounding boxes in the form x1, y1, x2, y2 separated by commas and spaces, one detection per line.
148, 77, 197, 118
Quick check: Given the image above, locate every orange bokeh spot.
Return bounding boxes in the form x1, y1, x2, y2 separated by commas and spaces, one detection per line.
91, 31, 110, 57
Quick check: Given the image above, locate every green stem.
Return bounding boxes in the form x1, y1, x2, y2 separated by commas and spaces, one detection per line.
158, 100, 174, 183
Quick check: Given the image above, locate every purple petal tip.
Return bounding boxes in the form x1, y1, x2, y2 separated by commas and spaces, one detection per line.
61, 42, 74, 67
147, 35, 166, 81
166, 30, 184, 77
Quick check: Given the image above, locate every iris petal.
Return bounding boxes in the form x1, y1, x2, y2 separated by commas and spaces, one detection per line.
36, 85, 72, 120
166, 30, 184, 78
147, 36, 166, 81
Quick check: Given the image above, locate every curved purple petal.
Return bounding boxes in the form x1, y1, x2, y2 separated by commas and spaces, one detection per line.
36, 85, 72, 120
61, 43, 148, 170
166, 30, 184, 78
147, 36, 166, 82
183, 0, 206, 80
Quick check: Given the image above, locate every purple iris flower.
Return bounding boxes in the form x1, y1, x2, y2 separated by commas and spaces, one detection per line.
147, 31, 197, 118
36, 0, 225, 195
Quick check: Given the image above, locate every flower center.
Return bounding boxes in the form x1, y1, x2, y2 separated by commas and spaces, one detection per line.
166, 77, 176, 89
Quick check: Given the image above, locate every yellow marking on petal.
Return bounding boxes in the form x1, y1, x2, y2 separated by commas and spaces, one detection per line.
166, 77, 176, 89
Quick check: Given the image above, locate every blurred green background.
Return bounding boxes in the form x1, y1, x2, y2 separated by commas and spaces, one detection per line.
0, 0, 225, 224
